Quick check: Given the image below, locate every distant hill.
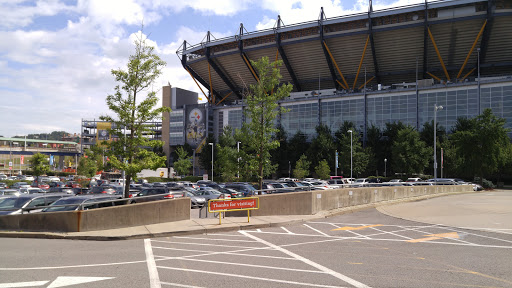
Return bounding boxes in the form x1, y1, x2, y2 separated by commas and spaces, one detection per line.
14, 131, 70, 141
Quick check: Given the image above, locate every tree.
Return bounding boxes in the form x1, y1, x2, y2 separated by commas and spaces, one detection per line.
199, 133, 216, 176
449, 109, 512, 184
173, 147, 192, 176
293, 154, 310, 179
391, 126, 429, 176
420, 120, 447, 174
307, 124, 335, 173
315, 159, 330, 180
77, 148, 103, 177
216, 126, 239, 182
30, 153, 50, 179
242, 56, 293, 189
335, 124, 369, 177
288, 131, 309, 172
270, 125, 289, 177
100, 29, 170, 198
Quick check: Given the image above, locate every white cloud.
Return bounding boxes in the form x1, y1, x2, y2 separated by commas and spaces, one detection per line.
0, 0, 77, 29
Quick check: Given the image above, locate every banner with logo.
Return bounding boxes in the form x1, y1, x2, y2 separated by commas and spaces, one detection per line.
185, 104, 206, 148
96, 122, 112, 145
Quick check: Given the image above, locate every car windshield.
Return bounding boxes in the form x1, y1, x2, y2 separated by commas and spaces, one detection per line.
355, 179, 365, 183
43, 198, 87, 212
0, 197, 31, 209
185, 192, 196, 197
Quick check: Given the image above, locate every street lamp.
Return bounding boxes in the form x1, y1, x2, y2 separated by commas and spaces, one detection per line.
237, 141, 241, 179
208, 143, 214, 181
434, 104, 443, 183
348, 130, 353, 180
384, 158, 387, 177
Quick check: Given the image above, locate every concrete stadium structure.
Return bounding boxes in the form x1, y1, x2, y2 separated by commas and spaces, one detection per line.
174, 0, 512, 144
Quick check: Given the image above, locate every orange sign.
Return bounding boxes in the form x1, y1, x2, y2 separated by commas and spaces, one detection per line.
208, 198, 259, 212
20, 156, 24, 165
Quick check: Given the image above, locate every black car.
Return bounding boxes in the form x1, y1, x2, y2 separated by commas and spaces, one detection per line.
42, 195, 123, 212
282, 181, 308, 191
268, 183, 295, 193
48, 187, 75, 194
130, 187, 175, 203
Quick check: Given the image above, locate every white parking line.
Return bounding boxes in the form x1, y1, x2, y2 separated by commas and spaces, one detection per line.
368, 226, 413, 240
160, 282, 203, 287
151, 239, 258, 248
144, 239, 161, 288
157, 265, 348, 288
281, 227, 294, 234
329, 223, 371, 239
304, 224, 330, 236
171, 236, 258, 242
240, 231, 372, 288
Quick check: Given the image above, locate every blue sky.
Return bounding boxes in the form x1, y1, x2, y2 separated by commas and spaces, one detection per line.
0, 0, 423, 137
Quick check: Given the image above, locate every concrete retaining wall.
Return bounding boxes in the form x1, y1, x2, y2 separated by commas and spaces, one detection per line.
228, 185, 474, 217
0, 198, 191, 233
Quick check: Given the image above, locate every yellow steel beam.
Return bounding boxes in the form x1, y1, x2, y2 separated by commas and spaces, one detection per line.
353, 35, 370, 89
336, 80, 347, 90
459, 68, 476, 82
323, 40, 349, 89
358, 76, 375, 90
275, 49, 279, 62
457, 20, 487, 79
426, 72, 442, 82
186, 67, 210, 103
216, 91, 233, 105
208, 62, 214, 104
427, 27, 451, 81
243, 54, 260, 83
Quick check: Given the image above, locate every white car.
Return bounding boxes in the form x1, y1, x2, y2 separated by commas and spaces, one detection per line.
19, 175, 35, 181
0, 174, 8, 180
48, 176, 60, 182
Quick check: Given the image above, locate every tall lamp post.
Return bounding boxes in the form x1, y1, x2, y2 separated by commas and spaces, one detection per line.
434, 104, 443, 183
477, 47, 481, 114
384, 158, 387, 177
348, 130, 353, 180
208, 143, 214, 181
237, 141, 241, 179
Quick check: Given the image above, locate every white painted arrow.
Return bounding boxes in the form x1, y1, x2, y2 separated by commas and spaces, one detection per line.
0, 281, 48, 287
47, 277, 115, 288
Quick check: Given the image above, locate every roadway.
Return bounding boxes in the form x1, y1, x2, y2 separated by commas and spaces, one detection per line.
1, 191, 511, 288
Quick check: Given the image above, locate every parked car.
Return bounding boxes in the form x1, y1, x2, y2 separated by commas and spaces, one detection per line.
185, 191, 206, 208
0, 174, 7, 180
65, 181, 81, 188
257, 183, 276, 194
0, 182, 8, 189
47, 176, 60, 182
19, 187, 45, 194
11, 182, 31, 189
72, 187, 90, 195
48, 181, 66, 189
224, 183, 257, 197
218, 187, 244, 198
406, 177, 422, 182
89, 185, 116, 194
130, 187, 175, 203
389, 179, 404, 183
268, 183, 295, 193
19, 175, 35, 181
283, 181, 309, 191
195, 188, 230, 201
0, 193, 72, 215
0, 189, 21, 197
32, 182, 50, 190
48, 187, 75, 194
42, 195, 123, 212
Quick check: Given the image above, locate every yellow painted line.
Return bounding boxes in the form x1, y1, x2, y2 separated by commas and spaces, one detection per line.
331, 224, 383, 231
425, 232, 459, 239
348, 262, 363, 265
408, 232, 459, 243
407, 236, 442, 243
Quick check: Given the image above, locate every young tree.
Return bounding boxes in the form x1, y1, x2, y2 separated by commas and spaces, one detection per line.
293, 154, 310, 179
30, 153, 50, 179
288, 131, 309, 171
391, 126, 429, 176
315, 159, 331, 180
335, 125, 369, 177
199, 133, 216, 177
216, 126, 239, 182
242, 56, 293, 189
173, 146, 192, 176
270, 125, 289, 177
100, 30, 170, 198
307, 124, 335, 172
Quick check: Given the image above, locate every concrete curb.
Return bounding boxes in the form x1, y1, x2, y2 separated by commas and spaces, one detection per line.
0, 190, 476, 241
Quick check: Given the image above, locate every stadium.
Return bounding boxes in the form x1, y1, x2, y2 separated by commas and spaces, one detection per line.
173, 0, 512, 147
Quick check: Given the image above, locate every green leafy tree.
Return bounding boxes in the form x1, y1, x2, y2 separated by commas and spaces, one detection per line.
449, 109, 512, 184
199, 133, 216, 177
365, 124, 382, 176
77, 148, 103, 177
30, 153, 50, 179
242, 56, 293, 189
100, 30, 170, 198
307, 124, 335, 173
270, 125, 289, 178
315, 159, 330, 180
293, 154, 310, 179
173, 147, 192, 176
391, 126, 429, 176
288, 131, 309, 174
420, 120, 447, 174
216, 126, 239, 182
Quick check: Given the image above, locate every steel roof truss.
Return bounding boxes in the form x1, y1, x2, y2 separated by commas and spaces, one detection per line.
478, 0, 495, 68
276, 33, 302, 91
206, 47, 242, 101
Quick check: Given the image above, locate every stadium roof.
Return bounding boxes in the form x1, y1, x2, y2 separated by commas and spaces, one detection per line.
177, 0, 512, 105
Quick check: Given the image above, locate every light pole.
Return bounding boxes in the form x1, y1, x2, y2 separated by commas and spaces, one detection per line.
434, 104, 443, 183
237, 141, 241, 179
348, 130, 353, 180
477, 47, 481, 114
384, 158, 387, 178
208, 143, 214, 181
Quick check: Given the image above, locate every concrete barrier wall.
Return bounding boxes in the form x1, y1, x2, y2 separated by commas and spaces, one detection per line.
228, 185, 474, 217
0, 198, 191, 233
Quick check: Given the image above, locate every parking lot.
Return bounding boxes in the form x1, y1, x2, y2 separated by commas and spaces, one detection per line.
2, 206, 511, 288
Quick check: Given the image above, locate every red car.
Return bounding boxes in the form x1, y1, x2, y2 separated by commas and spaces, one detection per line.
32, 182, 50, 190
65, 181, 81, 188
